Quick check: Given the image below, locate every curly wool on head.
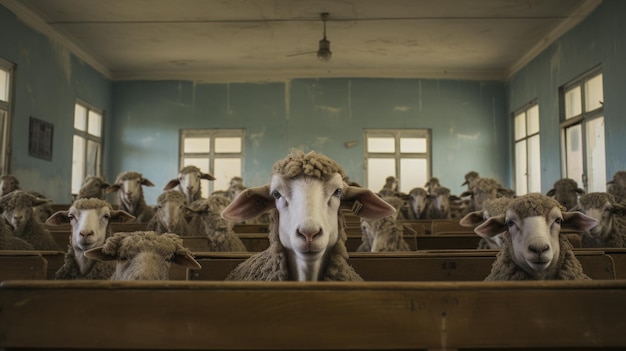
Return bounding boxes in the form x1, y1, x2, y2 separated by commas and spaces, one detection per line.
482, 197, 513, 218
508, 193, 565, 218
71, 198, 113, 211
156, 190, 186, 205
0, 190, 40, 211
114, 171, 145, 182
102, 231, 191, 261
272, 149, 346, 181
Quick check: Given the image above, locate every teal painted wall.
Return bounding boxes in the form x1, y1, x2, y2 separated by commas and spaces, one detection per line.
0, 5, 112, 203
507, 0, 626, 193
111, 78, 508, 204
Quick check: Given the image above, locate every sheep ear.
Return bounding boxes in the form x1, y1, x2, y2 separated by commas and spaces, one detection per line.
576, 188, 586, 195
106, 184, 121, 193
341, 185, 396, 220
459, 210, 485, 227
474, 215, 507, 239
163, 179, 180, 190
562, 211, 597, 231
172, 253, 202, 269
613, 203, 626, 216
221, 185, 274, 221
141, 178, 155, 187
45, 211, 70, 225
200, 173, 216, 181
546, 189, 556, 197
84, 246, 118, 261
110, 210, 136, 223
460, 190, 472, 198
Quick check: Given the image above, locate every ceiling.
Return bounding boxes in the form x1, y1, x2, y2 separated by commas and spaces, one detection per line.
3, 0, 601, 82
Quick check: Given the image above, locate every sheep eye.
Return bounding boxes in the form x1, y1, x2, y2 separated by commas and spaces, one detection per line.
333, 188, 343, 198
554, 217, 563, 225
506, 220, 515, 228
103, 214, 110, 220
68, 214, 76, 221
271, 190, 282, 200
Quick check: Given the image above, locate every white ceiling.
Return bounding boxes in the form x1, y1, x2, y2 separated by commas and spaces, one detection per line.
2, 0, 602, 82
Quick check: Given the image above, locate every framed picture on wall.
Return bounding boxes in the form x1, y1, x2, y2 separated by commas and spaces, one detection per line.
28, 117, 54, 161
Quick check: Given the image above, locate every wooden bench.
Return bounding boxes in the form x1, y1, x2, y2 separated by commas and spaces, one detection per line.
1, 280, 625, 350
181, 250, 615, 281
0, 251, 48, 280
431, 219, 474, 234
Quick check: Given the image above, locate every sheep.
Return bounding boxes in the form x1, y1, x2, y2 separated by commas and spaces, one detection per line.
0, 175, 20, 196
27, 191, 55, 223
77, 176, 110, 200
0, 190, 61, 251
378, 176, 398, 197
572, 192, 626, 248
0, 216, 34, 250
424, 177, 440, 194
357, 196, 411, 252
460, 197, 513, 249
211, 177, 247, 202
463, 177, 513, 212
607, 171, 626, 204
461, 171, 480, 190
546, 178, 585, 210
107, 171, 155, 222
474, 193, 596, 280
45, 198, 135, 279
146, 190, 194, 236
163, 165, 215, 204
186, 195, 247, 251
221, 149, 396, 281
408, 187, 428, 219
423, 186, 452, 219
84, 231, 201, 280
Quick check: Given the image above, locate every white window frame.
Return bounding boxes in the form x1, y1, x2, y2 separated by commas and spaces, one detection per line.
513, 102, 541, 195
179, 129, 245, 195
71, 100, 104, 195
560, 68, 605, 192
364, 129, 431, 193
0, 58, 15, 175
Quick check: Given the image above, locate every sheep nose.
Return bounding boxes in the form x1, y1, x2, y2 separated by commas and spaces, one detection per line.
80, 230, 94, 237
297, 228, 321, 243
528, 244, 550, 255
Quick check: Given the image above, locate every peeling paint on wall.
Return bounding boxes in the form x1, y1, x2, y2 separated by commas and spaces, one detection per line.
457, 132, 480, 140
50, 40, 71, 85
393, 106, 410, 112
315, 105, 342, 116
312, 136, 330, 149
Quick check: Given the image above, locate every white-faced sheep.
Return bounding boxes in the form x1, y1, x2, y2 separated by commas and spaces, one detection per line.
0, 190, 60, 251
0, 216, 34, 250
572, 192, 626, 248
607, 171, 626, 204
78, 176, 111, 200
84, 231, 201, 280
423, 186, 452, 219
107, 171, 155, 222
164, 165, 215, 204
0, 175, 20, 196
27, 191, 54, 223
460, 197, 513, 249
46, 198, 135, 279
463, 177, 514, 212
474, 193, 596, 280
357, 197, 411, 252
147, 190, 194, 236
186, 195, 247, 251
546, 178, 585, 210
221, 149, 396, 281
408, 187, 428, 219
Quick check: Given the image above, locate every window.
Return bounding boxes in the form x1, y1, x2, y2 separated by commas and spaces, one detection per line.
0, 59, 14, 175
364, 129, 431, 193
71, 101, 104, 195
180, 129, 244, 196
561, 69, 605, 192
513, 103, 541, 195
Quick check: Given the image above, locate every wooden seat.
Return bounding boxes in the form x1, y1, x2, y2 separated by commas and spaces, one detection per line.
2, 280, 625, 350
415, 234, 482, 250
0, 251, 48, 280
431, 219, 473, 234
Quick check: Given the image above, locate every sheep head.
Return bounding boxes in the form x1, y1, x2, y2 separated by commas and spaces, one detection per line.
153, 190, 189, 233
78, 176, 110, 199
474, 194, 596, 277
164, 165, 215, 204
408, 187, 428, 219
107, 171, 154, 203
221, 149, 395, 281
0, 175, 20, 196
0, 190, 49, 230
460, 197, 512, 249
546, 178, 585, 210
573, 192, 625, 239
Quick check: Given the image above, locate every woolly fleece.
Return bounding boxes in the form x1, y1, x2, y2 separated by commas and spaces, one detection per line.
0, 191, 60, 250
188, 195, 247, 251
578, 192, 626, 248
357, 216, 410, 252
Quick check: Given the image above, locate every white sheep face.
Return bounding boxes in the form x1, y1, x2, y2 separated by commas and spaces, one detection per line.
270, 173, 343, 272
178, 171, 201, 203
3, 206, 32, 230
118, 177, 143, 203
506, 207, 562, 274
68, 206, 111, 251
156, 200, 186, 232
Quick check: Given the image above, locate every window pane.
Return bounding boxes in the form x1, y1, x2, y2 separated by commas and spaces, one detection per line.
214, 158, 242, 193
86, 140, 100, 177
565, 124, 584, 186
586, 117, 606, 192
0, 68, 8, 102
215, 137, 241, 153
565, 86, 582, 119
400, 158, 427, 193
527, 135, 541, 193
585, 74, 604, 112
183, 157, 211, 197
184, 137, 211, 153
71, 136, 85, 194
88, 110, 102, 137
0, 110, 6, 174
74, 104, 87, 131
514, 113, 526, 140
367, 158, 395, 192
527, 105, 540, 135
515, 140, 528, 195
367, 137, 395, 153
400, 138, 426, 153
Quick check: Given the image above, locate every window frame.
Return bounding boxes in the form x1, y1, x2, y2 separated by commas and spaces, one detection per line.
363, 128, 432, 193
71, 100, 105, 195
0, 58, 15, 175
512, 101, 541, 195
179, 129, 245, 194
